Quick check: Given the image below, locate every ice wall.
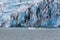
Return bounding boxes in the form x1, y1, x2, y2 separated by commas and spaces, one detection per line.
0, 0, 60, 28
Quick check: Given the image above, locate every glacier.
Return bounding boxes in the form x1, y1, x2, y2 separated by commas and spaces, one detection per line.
0, 0, 60, 28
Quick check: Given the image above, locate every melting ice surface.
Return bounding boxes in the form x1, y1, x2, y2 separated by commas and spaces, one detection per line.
0, 0, 60, 28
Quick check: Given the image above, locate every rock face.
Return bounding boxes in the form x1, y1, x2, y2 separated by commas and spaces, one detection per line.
0, 0, 60, 28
